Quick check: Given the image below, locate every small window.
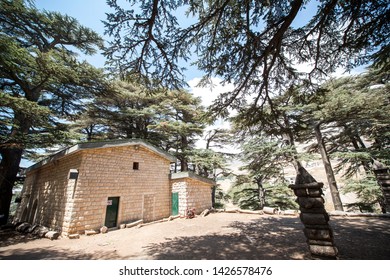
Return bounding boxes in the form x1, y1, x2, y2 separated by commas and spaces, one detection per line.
133, 162, 139, 170
68, 169, 79, 180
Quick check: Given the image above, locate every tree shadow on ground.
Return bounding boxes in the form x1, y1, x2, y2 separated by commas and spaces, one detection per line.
0, 229, 40, 247
0, 246, 123, 260
144, 216, 312, 260
330, 217, 390, 260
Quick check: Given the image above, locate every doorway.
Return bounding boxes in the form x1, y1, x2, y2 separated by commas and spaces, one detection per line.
104, 197, 119, 228
172, 192, 179, 216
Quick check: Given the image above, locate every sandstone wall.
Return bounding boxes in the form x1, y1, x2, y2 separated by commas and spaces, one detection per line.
16, 145, 172, 235
15, 153, 82, 233
172, 177, 213, 216
70, 145, 171, 234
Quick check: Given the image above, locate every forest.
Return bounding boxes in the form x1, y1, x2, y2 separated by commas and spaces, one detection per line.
1, 0, 389, 225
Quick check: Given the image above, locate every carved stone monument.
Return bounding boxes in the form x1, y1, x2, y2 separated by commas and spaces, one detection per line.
289, 167, 338, 258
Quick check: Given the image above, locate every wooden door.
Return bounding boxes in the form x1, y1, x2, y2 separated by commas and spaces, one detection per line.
172, 192, 179, 216
105, 197, 119, 228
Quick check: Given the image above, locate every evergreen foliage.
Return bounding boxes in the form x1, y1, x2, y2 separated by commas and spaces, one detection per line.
302, 65, 390, 178
228, 178, 297, 211
73, 80, 206, 171
342, 175, 384, 213
104, 0, 389, 213
104, 0, 389, 115
188, 128, 234, 207
227, 135, 298, 210
0, 0, 106, 224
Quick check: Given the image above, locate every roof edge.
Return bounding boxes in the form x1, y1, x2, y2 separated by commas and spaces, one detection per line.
170, 171, 215, 185
25, 139, 177, 173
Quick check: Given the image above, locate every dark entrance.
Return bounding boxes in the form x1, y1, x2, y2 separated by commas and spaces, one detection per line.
105, 197, 119, 228
172, 192, 179, 216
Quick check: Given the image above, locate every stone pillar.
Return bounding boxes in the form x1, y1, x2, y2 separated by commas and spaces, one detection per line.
289, 167, 338, 258
373, 161, 390, 213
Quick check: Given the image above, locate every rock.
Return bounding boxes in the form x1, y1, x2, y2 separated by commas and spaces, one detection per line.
238, 209, 264, 215
329, 210, 347, 216
200, 209, 210, 217
119, 224, 126, 229
186, 208, 195, 219
308, 239, 335, 246
263, 207, 277, 215
283, 209, 298, 216
297, 197, 325, 209
13, 221, 25, 228
45, 231, 60, 240
32, 225, 49, 238
68, 234, 80, 239
307, 188, 323, 197
224, 209, 239, 213
85, 229, 97, 236
100, 226, 108, 234
26, 224, 39, 234
309, 244, 338, 258
16, 222, 31, 233
304, 228, 333, 241
126, 219, 143, 228
167, 215, 180, 221
300, 213, 329, 225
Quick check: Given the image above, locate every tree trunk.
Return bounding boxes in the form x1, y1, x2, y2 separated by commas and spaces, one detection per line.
85, 124, 94, 141
283, 128, 303, 173
0, 108, 33, 225
344, 126, 370, 172
180, 135, 189, 172
180, 158, 188, 172
0, 147, 23, 225
254, 177, 265, 209
211, 186, 216, 207
314, 124, 344, 211
258, 185, 265, 209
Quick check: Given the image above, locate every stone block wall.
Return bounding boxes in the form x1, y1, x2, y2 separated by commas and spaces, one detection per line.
68, 145, 172, 234
15, 153, 82, 233
171, 175, 213, 216
172, 181, 188, 216
16, 144, 173, 235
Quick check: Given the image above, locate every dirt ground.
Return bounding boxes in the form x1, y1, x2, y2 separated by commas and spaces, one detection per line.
0, 213, 389, 260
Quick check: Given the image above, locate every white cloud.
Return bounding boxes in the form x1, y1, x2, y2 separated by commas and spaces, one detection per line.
187, 77, 240, 153
295, 62, 367, 79
187, 77, 235, 107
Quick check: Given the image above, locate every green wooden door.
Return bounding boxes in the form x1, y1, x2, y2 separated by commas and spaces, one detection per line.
172, 192, 179, 216
105, 197, 119, 228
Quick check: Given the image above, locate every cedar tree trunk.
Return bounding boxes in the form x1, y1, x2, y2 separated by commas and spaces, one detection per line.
314, 123, 344, 211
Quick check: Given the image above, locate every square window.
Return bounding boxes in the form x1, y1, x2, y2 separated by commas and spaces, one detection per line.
68, 169, 79, 180
133, 162, 139, 170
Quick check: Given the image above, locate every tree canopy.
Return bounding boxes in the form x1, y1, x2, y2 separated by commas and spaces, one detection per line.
228, 62, 389, 211
0, 0, 106, 224
104, 0, 389, 115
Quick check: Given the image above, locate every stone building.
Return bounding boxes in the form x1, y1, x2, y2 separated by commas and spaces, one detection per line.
14, 139, 214, 236
171, 172, 215, 216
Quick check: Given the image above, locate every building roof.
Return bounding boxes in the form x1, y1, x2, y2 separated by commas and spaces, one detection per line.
170, 171, 215, 186
25, 139, 177, 173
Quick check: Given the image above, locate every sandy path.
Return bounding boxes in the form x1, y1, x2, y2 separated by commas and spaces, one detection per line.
1, 213, 389, 260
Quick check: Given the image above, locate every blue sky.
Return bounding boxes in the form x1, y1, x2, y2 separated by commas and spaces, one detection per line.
35, 0, 112, 69
35, 0, 205, 81
34, 0, 323, 82
23, 1, 364, 166
32, 0, 331, 104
